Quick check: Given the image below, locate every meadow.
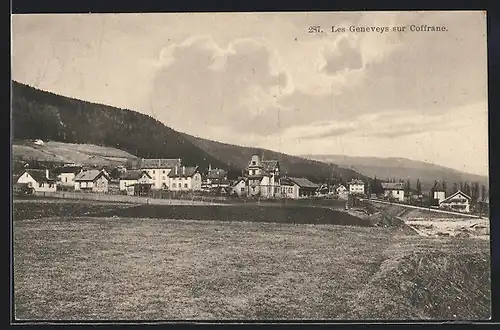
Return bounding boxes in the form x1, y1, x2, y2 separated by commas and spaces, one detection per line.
12, 199, 491, 321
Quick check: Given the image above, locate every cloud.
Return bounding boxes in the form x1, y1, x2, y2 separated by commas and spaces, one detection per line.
149, 36, 288, 136
321, 38, 363, 74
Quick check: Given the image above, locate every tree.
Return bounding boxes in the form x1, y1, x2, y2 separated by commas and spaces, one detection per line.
481, 185, 487, 202
416, 179, 422, 195
460, 182, 464, 192
405, 179, 411, 194
442, 181, 447, 195
464, 182, 471, 197
472, 182, 480, 204
453, 182, 458, 194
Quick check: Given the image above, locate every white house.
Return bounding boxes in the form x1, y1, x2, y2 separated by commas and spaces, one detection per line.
230, 177, 247, 197
17, 169, 57, 192
347, 179, 365, 195
381, 182, 405, 202
439, 190, 471, 213
119, 170, 153, 191
139, 158, 182, 190
245, 154, 280, 198
280, 177, 319, 199
53, 166, 83, 188
430, 182, 446, 204
334, 184, 348, 200
167, 166, 202, 191
74, 170, 110, 192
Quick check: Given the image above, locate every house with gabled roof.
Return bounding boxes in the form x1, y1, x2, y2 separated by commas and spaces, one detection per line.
245, 154, 281, 198
230, 177, 248, 197
203, 164, 230, 191
119, 170, 153, 190
381, 182, 405, 202
74, 169, 110, 192
439, 190, 471, 213
52, 165, 83, 187
167, 166, 202, 191
280, 176, 319, 199
139, 158, 182, 190
16, 169, 57, 192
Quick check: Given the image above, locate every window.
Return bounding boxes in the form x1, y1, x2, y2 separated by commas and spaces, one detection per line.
173, 183, 176, 188
65, 177, 68, 182
184, 183, 188, 188
241, 187, 245, 192
162, 176, 165, 181
153, 170, 155, 174
163, 170, 165, 174
252, 161, 256, 165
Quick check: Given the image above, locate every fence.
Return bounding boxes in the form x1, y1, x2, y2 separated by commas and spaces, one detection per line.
33, 191, 226, 206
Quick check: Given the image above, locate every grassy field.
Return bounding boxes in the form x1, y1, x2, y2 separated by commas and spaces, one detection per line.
12, 140, 138, 167
12, 200, 491, 321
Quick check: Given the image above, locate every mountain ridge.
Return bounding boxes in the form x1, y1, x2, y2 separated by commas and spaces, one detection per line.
301, 154, 488, 190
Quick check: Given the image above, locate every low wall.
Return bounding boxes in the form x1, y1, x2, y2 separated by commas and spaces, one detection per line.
33, 191, 224, 206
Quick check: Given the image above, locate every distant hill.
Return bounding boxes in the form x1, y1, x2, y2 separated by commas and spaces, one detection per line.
11, 81, 367, 183
301, 154, 489, 190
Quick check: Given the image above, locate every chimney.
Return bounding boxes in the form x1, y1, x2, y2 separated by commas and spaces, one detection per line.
209, 164, 212, 171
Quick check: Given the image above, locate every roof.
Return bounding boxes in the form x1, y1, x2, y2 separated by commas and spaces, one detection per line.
120, 170, 151, 180
381, 182, 405, 190
140, 158, 182, 169
285, 177, 320, 188
23, 169, 57, 183
168, 166, 199, 178
440, 190, 472, 204
74, 170, 109, 182
430, 181, 445, 192
230, 177, 247, 187
206, 168, 227, 179
348, 179, 365, 185
334, 184, 347, 190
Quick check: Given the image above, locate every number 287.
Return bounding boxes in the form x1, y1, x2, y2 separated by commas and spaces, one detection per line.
308, 26, 322, 33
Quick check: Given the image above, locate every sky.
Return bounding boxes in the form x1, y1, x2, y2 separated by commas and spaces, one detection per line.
11, 11, 489, 176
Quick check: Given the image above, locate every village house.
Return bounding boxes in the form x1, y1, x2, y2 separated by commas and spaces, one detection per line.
280, 177, 320, 199
74, 169, 110, 193
139, 158, 182, 190
203, 165, 230, 192
16, 169, 57, 192
347, 179, 365, 195
230, 177, 247, 197
439, 190, 472, 213
119, 170, 153, 196
334, 184, 349, 200
168, 166, 202, 191
245, 154, 281, 198
381, 182, 405, 202
52, 165, 83, 188
430, 182, 446, 204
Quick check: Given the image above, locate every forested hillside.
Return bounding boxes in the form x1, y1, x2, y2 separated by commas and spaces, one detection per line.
11, 81, 367, 183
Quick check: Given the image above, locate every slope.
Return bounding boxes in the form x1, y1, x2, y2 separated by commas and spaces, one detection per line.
11, 81, 367, 182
